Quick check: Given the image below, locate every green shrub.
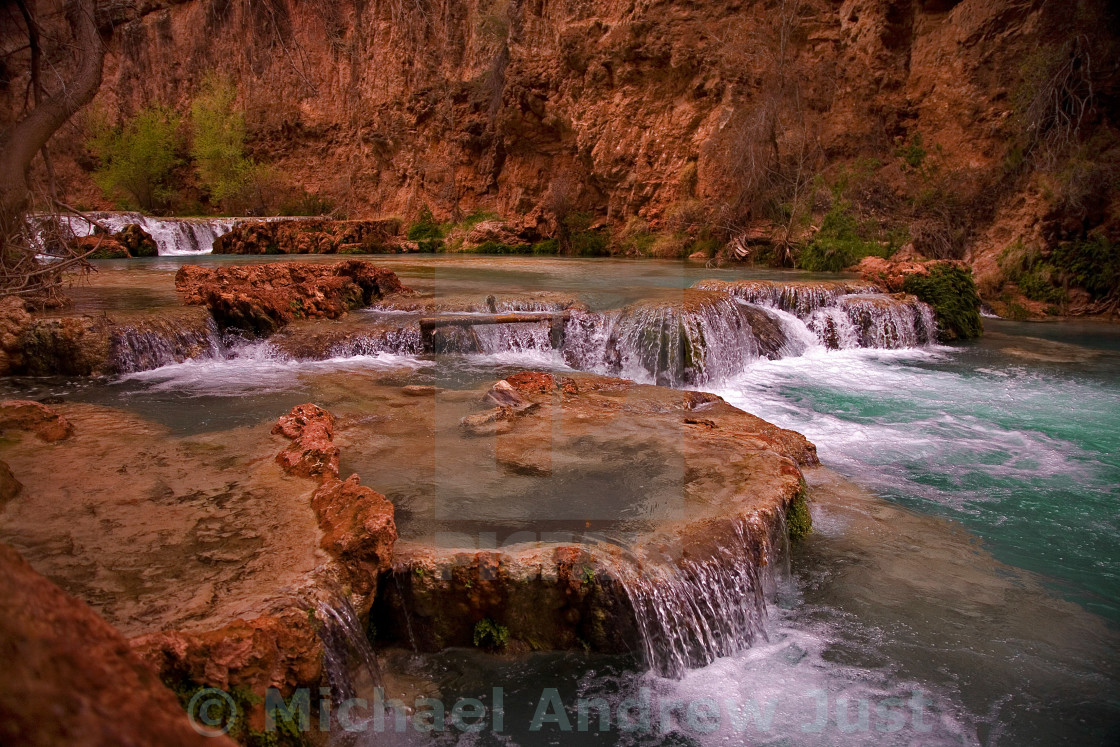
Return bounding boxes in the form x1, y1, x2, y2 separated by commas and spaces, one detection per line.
797, 200, 889, 272
903, 264, 983, 341
190, 74, 257, 208
1051, 234, 1118, 302
88, 105, 183, 212
894, 133, 927, 170
472, 241, 532, 254
472, 618, 509, 651
407, 205, 445, 251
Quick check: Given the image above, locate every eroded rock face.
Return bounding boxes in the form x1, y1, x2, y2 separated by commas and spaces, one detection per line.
131, 610, 323, 731
212, 218, 405, 255
175, 260, 412, 335
0, 400, 74, 442
0, 544, 231, 746
0, 296, 31, 376
311, 475, 397, 596
857, 256, 966, 292
74, 223, 159, 259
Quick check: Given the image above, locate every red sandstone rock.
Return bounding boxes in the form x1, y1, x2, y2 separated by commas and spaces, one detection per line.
211, 218, 403, 255
0, 297, 31, 376
272, 403, 340, 478
856, 256, 969, 293
0, 400, 74, 442
311, 475, 397, 593
175, 260, 411, 335
271, 403, 398, 595
131, 610, 323, 735
0, 544, 230, 746
0, 461, 21, 506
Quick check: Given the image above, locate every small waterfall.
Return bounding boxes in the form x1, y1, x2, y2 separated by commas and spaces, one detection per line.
473, 321, 555, 354
326, 325, 423, 359
560, 294, 789, 386
598, 516, 788, 679
808, 295, 937, 349
32, 212, 298, 256
108, 317, 222, 373
694, 279, 880, 316
311, 589, 383, 703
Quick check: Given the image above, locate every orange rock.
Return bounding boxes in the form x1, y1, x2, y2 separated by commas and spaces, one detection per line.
311, 475, 397, 593
0, 544, 229, 746
0, 400, 74, 442
175, 260, 411, 335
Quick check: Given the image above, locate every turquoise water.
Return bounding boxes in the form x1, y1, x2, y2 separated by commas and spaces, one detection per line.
718, 322, 1120, 622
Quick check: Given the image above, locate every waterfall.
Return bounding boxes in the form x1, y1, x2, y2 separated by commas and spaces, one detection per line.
33, 212, 298, 256
310, 589, 383, 704
108, 317, 222, 373
597, 515, 789, 679
473, 321, 555, 354
693, 279, 881, 316
559, 293, 789, 386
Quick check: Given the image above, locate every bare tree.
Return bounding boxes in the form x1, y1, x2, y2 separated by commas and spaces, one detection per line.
1, 0, 107, 301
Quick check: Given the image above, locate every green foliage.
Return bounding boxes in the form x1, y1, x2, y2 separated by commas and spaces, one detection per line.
1051, 234, 1118, 302
1000, 234, 1119, 307
472, 618, 510, 651
894, 133, 927, 170
787, 483, 812, 543
190, 74, 256, 207
797, 200, 891, 272
168, 683, 308, 747
407, 205, 445, 251
278, 189, 335, 217
903, 264, 983, 341
88, 105, 182, 212
472, 240, 533, 254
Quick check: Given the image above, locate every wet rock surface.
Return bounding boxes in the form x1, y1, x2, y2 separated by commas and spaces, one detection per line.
0, 399, 74, 442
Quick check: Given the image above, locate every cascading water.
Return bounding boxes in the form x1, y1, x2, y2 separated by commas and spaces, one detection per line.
594, 515, 791, 679
108, 317, 223, 373
309, 588, 383, 703
33, 212, 297, 256
559, 294, 790, 386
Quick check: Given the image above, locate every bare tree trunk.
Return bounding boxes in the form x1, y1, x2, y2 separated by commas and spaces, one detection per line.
0, 0, 105, 221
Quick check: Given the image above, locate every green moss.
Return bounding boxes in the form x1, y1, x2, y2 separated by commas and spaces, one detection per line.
472, 618, 509, 651
902, 264, 983, 341
167, 682, 310, 747
786, 483, 812, 543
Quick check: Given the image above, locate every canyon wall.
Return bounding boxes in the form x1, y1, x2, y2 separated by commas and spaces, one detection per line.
3, 0, 1118, 303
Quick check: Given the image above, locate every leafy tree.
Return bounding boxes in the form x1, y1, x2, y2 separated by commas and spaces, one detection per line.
88, 105, 182, 212
190, 74, 255, 208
